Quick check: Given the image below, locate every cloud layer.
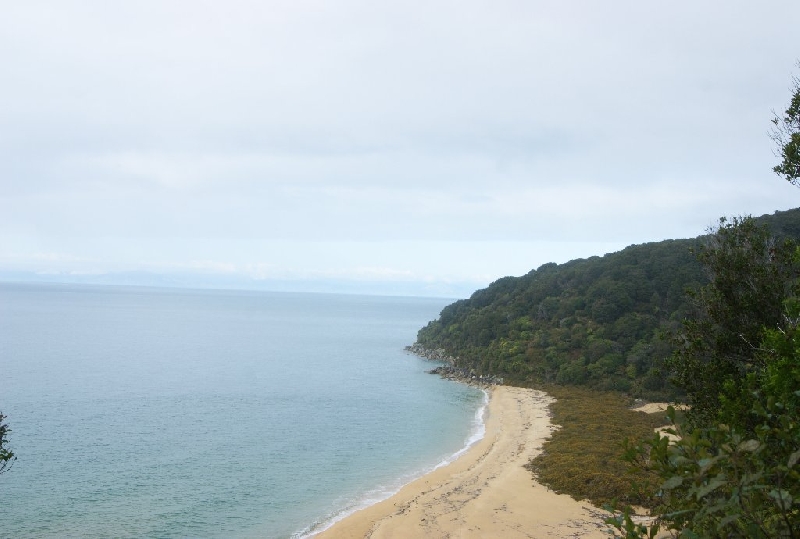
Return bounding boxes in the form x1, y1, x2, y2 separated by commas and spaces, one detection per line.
2, 1, 799, 294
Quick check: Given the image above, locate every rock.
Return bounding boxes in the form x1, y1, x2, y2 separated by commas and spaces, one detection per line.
406, 343, 503, 387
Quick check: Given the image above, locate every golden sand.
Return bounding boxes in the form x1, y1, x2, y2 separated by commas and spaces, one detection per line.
313, 386, 610, 538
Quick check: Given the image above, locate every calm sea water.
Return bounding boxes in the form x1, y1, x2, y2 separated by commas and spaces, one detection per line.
0, 283, 484, 538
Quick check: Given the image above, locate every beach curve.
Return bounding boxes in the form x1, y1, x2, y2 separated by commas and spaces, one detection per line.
311, 386, 610, 538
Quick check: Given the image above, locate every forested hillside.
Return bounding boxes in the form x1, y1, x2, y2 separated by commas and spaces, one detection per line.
415, 208, 800, 400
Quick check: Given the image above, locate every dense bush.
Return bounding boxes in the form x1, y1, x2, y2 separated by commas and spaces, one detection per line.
608, 217, 800, 538
416, 208, 800, 401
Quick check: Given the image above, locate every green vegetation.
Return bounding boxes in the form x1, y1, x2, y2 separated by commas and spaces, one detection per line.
415, 209, 800, 401
525, 386, 665, 508
421, 210, 800, 535
669, 216, 799, 428
417, 238, 703, 400
0, 411, 14, 475
416, 69, 800, 535
609, 216, 800, 538
604, 75, 800, 537
772, 66, 800, 186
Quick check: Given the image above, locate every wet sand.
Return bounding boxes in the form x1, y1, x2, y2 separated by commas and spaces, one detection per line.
313, 386, 610, 538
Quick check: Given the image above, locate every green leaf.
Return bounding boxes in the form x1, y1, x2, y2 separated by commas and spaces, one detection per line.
788, 449, 800, 468
698, 457, 715, 471
694, 476, 727, 499
768, 489, 793, 508
661, 475, 684, 490
737, 439, 759, 452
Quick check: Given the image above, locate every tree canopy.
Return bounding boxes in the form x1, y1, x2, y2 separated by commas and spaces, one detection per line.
414, 208, 800, 401
669, 216, 799, 427
611, 216, 800, 538
772, 67, 800, 185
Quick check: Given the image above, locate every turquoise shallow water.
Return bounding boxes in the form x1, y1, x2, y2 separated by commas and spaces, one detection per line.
0, 283, 484, 538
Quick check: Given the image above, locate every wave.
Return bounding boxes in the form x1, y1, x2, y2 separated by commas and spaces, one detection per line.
294, 387, 489, 538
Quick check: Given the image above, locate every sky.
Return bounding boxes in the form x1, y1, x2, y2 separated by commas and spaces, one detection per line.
2, 1, 799, 297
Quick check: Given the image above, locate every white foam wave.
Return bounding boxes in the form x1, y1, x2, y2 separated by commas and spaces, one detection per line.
294, 388, 489, 539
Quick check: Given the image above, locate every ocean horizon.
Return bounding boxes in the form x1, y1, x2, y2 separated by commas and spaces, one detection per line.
0, 282, 485, 538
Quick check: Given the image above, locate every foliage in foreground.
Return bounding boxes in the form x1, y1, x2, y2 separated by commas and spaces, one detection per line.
608, 70, 800, 537
607, 217, 800, 537
772, 65, 800, 186
669, 216, 799, 429
0, 411, 14, 475
525, 386, 666, 509
614, 400, 799, 538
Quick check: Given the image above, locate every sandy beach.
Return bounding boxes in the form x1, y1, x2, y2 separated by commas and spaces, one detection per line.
313, 386, 610, 538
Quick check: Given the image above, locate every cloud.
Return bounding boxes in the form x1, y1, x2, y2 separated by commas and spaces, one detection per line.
2, 1, 800, 292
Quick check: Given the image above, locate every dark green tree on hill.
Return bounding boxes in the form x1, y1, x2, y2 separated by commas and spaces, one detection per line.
414, 209, 800, 401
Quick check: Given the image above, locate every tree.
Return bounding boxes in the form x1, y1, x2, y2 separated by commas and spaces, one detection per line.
0, 412, 15, 475
603, 68, 800, 538
611, 401, 800, 538
669, 216, 798, 428
772, 65, 800, 185
608, 221, 800, 538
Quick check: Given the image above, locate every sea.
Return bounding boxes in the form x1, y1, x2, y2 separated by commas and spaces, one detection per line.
0, 283, 486, 538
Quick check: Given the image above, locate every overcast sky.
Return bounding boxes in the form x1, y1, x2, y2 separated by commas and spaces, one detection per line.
2, 1, 799, 296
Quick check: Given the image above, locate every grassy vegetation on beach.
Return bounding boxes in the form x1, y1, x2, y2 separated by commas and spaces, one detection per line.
525, 385, 667, 509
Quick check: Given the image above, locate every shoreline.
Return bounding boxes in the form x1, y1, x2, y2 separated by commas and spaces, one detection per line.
297, 386, 490, 538
310, 386, 610, 538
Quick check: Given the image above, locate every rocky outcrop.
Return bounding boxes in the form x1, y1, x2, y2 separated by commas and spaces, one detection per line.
405, 343, 503, 387
404, 343, 458, 364
426, 365, 503, 387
